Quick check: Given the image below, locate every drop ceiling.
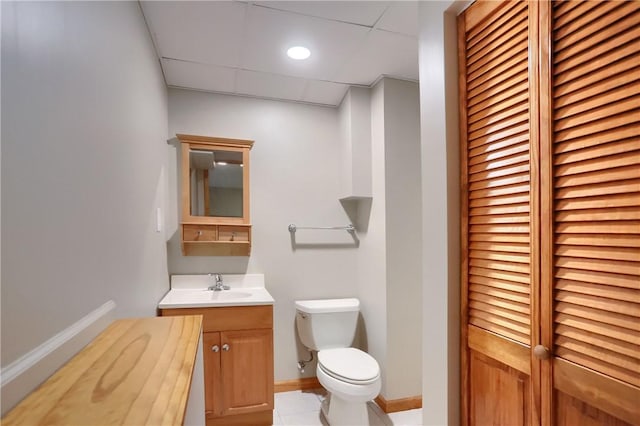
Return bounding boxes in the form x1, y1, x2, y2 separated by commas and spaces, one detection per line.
140, 1, 419, 107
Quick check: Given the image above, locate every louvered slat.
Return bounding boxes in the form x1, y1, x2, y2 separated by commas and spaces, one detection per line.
555, 67, 640, 109
554, 1, 625, 42
469, 213, 529, 225
468, 69, 529, 109
469, 274, 531, 295
465, 2, 532, 346
556, 280, 640, 304
555, 233, 640, 248
556, 313, 639, 346
555, 19, 640, 71
466, 0, 525, 50
555, 324, 639, 359
555, 341, 640, 387
555, 140, 640, 164
467, 13, 528, 71
469, 140, 529, 165
554, 2, 640, 54
552, 0, 640, 389
469, 241, 530, 253
469, 283, 530, 304
556, 267, 639, 290
469, 162, 530, 183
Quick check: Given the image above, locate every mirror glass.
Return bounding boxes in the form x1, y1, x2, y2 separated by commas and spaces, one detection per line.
189, 149, 243, 217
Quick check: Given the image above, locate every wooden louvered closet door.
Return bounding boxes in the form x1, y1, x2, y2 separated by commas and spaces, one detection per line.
459, 1, 541, 425
461, 0, 639, 425
540, 1, 640, 425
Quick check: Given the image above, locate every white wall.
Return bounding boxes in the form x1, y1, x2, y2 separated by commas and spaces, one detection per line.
383, 78, 423, 399
0, 1, 468, 419
340, 86, 372, 198
1, 0, 169, 407
351, 78, 422, 400
418, 1, 467, 424
339, 89, 353, 197
355, 80, 389, 391
167, 89, 359, 381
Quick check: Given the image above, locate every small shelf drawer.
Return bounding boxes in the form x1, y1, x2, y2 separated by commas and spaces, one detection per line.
181, 223, 252, 256
183, 225, 217, 241
218, 226, 250, 242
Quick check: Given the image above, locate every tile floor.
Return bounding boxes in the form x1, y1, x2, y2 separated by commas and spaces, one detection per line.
274, 389, 423, 426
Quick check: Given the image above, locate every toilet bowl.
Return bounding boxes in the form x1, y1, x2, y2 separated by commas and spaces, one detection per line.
295, 299, 381, 426
317, 348, 381, 426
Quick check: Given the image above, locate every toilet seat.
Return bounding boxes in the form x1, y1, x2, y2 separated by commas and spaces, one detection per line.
318, 348, 380, 385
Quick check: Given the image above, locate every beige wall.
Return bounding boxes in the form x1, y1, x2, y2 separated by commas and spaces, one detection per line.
1, 0, 169, 396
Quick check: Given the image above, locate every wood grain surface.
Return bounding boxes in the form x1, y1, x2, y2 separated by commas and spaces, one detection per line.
2, 315, 203, 426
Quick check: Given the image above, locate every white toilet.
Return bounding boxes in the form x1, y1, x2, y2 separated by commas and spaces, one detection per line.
295, 298, 381, 426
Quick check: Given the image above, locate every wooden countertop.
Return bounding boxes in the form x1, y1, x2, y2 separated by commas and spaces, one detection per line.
2, 315, 203, 425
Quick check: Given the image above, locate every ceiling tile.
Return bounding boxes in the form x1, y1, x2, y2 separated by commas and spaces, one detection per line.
376, 1, 419, 37
236, 70, 307, 102
162, 58, 236, 93
144, 1, 420, 106
253, 1, 388, 26
141, 1, 246, 67
241, 4, 371, 81
303, 80, 349, 106
334, 29, 418, 85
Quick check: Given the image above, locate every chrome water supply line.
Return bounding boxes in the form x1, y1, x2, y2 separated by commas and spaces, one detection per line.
297, 350, 314, 373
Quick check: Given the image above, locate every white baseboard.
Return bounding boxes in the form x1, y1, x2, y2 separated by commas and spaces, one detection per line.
0, 300, 116, 415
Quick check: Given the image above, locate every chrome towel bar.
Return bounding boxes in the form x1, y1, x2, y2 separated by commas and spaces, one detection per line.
288, 224, 356, 234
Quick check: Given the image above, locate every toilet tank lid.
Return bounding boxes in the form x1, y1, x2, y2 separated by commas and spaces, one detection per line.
295, 298, 360, 314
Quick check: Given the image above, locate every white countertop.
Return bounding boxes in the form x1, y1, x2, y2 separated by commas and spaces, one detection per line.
158, 274, 274, 309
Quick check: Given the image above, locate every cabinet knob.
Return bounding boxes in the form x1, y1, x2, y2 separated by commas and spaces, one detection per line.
211, 345, 219, 352
222, 344, 230, 351
534, 345, 551, 360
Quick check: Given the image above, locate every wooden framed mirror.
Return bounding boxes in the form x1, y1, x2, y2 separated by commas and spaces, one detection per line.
177, 134, 254, 256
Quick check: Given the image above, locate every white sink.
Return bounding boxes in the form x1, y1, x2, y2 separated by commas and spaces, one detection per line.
211, 290, 252, 300
157, 274, 274, 309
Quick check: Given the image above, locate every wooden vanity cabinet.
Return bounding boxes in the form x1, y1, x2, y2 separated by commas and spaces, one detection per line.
160, 306, 274, 426
177, 134, 254, 256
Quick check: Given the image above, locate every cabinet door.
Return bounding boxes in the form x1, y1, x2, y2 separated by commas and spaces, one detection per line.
203, 332, 223, 415
459, 1, 541, 425
540, 1, 640, 424
220, 329, 274, 416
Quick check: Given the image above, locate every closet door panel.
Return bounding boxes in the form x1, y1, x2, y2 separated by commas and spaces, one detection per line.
543, 1, 640, 424
463, 0, 533, 347
470, 351, 530, 426
460, 1, 539, 425
555, 391, 631, 426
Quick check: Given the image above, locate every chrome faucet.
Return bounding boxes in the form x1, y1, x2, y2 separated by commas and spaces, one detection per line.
208, 273, 229, 291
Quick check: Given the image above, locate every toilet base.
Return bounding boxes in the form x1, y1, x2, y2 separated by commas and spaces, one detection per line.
321, 393, 370, 426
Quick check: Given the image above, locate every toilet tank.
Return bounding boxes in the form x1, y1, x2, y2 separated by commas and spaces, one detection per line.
295, 298, 360, 351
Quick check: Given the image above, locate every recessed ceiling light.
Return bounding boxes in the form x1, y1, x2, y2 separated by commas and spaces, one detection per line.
287, 46, 311, 60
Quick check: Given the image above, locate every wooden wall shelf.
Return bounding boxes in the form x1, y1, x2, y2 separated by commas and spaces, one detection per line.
181, 223, 252, 256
